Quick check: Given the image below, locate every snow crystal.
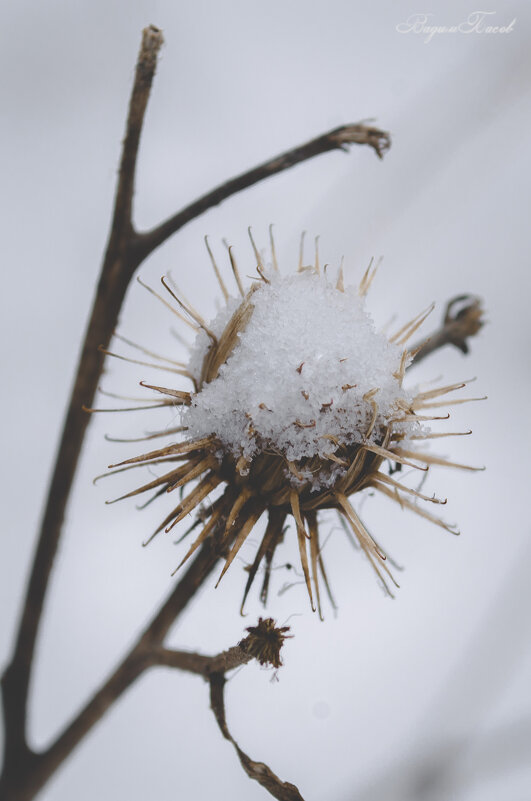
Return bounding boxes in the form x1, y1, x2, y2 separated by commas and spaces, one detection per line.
183, 270, 418, 483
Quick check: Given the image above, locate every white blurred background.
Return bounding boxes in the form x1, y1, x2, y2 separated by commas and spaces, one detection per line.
1, 1, 531, 799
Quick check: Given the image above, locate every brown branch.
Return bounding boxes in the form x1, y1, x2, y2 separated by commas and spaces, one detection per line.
209, 672, 305, 801
410, 295, 484, 366
154, 644, 253, 676
1, 23, 391, 801
5, 609, 287, 801
135, 122, 390, 260
0, 539, 221, 801
0, 26, 164, 793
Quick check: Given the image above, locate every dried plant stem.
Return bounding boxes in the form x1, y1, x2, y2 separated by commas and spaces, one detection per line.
3, 541, 220, 801
0, 538, 269, 801
210, 673, 305, 801
135, 122, 391, 260
0, 25, 391, 801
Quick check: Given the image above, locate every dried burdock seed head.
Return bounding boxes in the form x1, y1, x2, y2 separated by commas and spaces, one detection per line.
97, 230, 484, 618
239, 617, 292, 669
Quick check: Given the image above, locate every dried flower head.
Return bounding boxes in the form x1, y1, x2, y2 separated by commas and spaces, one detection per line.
97, 231, 484, 617
239, 617, 292, 669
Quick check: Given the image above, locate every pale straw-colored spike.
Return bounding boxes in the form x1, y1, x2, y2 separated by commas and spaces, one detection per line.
290, 490, 309, 539
286, 460, 305, 481
407, 340, 427, 361
394, 447, 485, 471
97, 346, 192, 378
173, 495, 225, 545
307, 512, 323, 620
374, 482, 459, 534
393, 349, 410, 386
340, 510, 403, 572
290, 491, 315, 610
240, 509, 286, 615
321, 433, 341, 446
108, 436, 216, 468
414, 380, 470, 402
144, 492, 202, 547
389, 303, 435, 345
98, 387, 157, 403
363, 388, 379, 438
164, 272, 201, 320
172, 502, 227, 573
325, 452, 349, 466
413, 395, 487, 410
358, 257, 374, 297
335, 494, 398, 593
235, 454, 251, 475
361, 540, 398, 597
255, 264, 270, 283
269, 224, 279, 272
215, 505, 265, 587
227, 246, 245, 297
94, 456, 187, 484
408, 430, 472, 440
136, 276, 197, 331
298, 231, 306, 272
395, 303, 436, 346
314, 236, 320, 275
318, 551, 337, 611
204, 236, 229, 301
83, 401, 173, 413
358, 256, 381, 297
165, 472, 223, 532
105, 461, 197, 505
144, 485, 220, 547
389, 303, 434, 344
104, 426, 186, 444
390, 412, 450, 423
248, 227, 265, 272
336, 257, 345, 292
371, 472, 447, 505
337, 507, 361, 550
112, 332, 187, 368
167, 455, 217, 492
138, 381, 191, 405
223, 487, 253, 534
362, 442, 428, 471
161, 276, 218, 344
339, 447, 367, 488
335, 493, 385, 560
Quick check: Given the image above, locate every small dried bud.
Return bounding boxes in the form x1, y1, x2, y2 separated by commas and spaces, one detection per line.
444, 295, 484, 354
239, 617, 292, 669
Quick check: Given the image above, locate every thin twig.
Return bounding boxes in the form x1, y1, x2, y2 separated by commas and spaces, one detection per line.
154, 644, 253, 675
209, 673, 305, 801
135, 122, 390, 260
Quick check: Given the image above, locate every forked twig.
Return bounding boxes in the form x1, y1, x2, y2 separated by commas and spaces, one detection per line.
0, 24, 392, 801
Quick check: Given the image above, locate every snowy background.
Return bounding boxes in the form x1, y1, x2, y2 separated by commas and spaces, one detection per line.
1, 1, 531, 799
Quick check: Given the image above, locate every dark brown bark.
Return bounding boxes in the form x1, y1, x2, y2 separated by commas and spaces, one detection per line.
0, 25, 391, 801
